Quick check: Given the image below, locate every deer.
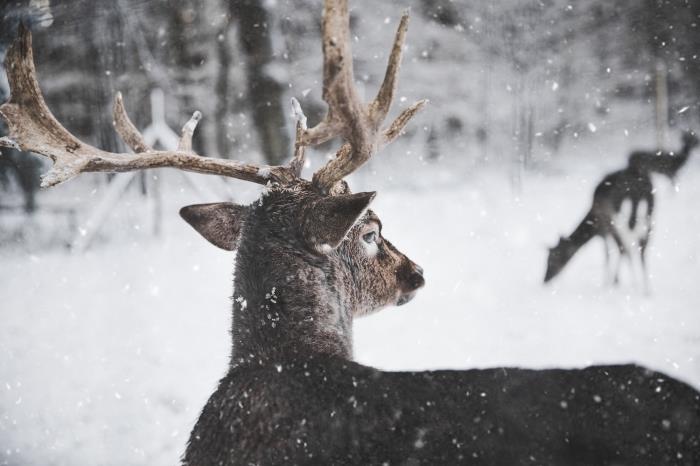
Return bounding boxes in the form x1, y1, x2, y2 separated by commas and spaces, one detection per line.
1, 3, 699, 465
628, 131, 699, 182
544, 131, 698, 291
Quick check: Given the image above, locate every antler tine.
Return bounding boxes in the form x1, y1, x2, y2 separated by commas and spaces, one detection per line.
309, 1, 426, 194
0, 26, 299, 188
289, 97, 308, 176
178, 110, 202, 152
294, 0, 359, 149
297, 118, 342, 147
113, 92, 151, 153
320, 0, 363, 129
312, 99, 429, 191
370, 10, 410, 124
381, 98, 428, 147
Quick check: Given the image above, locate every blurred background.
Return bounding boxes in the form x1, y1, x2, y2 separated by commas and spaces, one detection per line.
1, 0, 699, 464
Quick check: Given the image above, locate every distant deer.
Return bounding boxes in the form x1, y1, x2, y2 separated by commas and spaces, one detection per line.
629, 131, 699, 181
545, 131, 698, 290
2, 4, 699, 465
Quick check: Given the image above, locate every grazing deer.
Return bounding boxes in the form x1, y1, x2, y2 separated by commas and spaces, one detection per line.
545, 131, 697, 290
544, 167, 654, 290
2, 3, 699, 465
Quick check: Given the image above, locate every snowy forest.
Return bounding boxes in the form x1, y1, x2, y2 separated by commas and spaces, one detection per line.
1, 0, 700, 464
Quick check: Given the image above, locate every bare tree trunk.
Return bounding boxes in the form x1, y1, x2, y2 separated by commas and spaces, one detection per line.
216, 22, 233, 158
654, 58, 669, 149
476, 4, 493, 166
509, 73, 524, 192
165, 0, 212, 156
229, 0, 290, 165
518, 93, 534, 172
426, 124, 439, 160
550, 60, 573, 155
93, 1, 125, 154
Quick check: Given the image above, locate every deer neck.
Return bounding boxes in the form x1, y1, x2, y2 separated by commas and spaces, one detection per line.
566, 212, 598, 249
679, 141, 694, 160
229, 239, 356, 366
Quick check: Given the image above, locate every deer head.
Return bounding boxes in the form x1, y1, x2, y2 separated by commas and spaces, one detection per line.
544, 237, 577, 283
180, 181, 424, 361
0, 0, 427, 362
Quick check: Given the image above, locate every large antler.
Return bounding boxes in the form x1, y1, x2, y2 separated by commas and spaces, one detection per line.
0, 1, 425, 194
0, 24, 298, 188
300, 0, 427, 193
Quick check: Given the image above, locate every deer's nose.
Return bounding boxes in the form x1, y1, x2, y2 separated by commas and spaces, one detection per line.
408, 265, 425, 290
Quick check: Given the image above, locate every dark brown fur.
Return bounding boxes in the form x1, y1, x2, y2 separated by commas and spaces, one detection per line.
181, 182, 700, 466
186, 358, 700, 465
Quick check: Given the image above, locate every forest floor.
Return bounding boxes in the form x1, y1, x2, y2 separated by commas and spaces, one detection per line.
1, 153, 699, 465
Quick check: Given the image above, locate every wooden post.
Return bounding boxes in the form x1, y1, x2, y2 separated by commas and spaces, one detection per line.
655, 59, 669, 148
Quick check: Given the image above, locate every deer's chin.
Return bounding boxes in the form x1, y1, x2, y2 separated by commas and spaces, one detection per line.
396, 291, 416, 306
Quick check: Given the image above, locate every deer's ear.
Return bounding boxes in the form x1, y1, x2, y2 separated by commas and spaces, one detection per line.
179, 203, 247, 251
305, 191, 376, 250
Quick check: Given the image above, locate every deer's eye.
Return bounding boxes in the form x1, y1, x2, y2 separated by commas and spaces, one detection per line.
362, 231, 377, 244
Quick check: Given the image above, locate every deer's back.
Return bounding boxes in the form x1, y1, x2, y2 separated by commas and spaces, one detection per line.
591, 168, 654, 227
628, 149, 691, 179
594, 169, 652, 204
183, 358, 700, 465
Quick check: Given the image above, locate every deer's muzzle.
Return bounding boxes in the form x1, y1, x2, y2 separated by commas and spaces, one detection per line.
396, 263, 424, 306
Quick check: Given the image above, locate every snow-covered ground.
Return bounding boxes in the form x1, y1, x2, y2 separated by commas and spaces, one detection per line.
1, 154, 699, 465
